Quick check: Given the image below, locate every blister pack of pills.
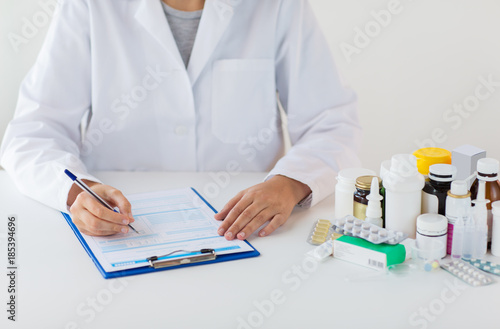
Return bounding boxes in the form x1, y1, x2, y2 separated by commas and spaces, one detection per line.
441, 260, 495, 287
307, 219, 333, 245
332, 215, 407, 245
464, 259, 500, 276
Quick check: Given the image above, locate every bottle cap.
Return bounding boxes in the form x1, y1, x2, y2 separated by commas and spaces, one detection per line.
355, 175, 381, 190
492, 201, 500, 217
390, 154, 418, 177
477, 158, 499, 176
412, 148, 451, 175
416, 214, 448, 236
428, 164, 457, 182
450, 180, 468, 196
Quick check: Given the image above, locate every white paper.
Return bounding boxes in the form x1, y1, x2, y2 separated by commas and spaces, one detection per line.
81, 188, 254, 272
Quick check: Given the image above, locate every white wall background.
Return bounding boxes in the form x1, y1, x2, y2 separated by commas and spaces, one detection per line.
1, 0, 499, 173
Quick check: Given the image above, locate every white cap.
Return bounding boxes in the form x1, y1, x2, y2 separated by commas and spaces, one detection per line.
477, 158, 499, 176
337, 168, 376, 185
366, 177, 383, 219
492, 201, 500, 216
450, 180, 468, 196
390, 154, 418, 177
429, 164, 457, 182
416, 214, 447, 236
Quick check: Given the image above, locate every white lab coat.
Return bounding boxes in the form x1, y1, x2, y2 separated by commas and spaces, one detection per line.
0, 0, 362, 212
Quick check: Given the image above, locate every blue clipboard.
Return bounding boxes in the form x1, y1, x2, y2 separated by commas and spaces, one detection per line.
61, 188, 260, 279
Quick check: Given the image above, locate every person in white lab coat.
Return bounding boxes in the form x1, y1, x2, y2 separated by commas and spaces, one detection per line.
0, 0, 361, 239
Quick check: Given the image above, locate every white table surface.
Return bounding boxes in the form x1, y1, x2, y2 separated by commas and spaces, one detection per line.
1, 171, 499, 329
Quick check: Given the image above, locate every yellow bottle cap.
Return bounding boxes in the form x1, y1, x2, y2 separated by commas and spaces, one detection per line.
412, 148, 451, 175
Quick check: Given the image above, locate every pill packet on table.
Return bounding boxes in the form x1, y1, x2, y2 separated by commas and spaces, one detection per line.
441, 260, 495, 287
307, 240, 334, 261
332, 215, 407, 245
464, 259, 500, 276
307, 219, 333, 245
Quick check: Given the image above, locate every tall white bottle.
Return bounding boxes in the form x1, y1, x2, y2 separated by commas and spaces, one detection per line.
383, 154, 425, 238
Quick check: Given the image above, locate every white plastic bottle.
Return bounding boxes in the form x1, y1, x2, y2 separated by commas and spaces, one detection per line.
335, 168, 376, 219
472, 180, 489, 259
365, 177, 383, 227
491, 201, 500, 257
383, 154, 425, 238
445, 180, 471, 255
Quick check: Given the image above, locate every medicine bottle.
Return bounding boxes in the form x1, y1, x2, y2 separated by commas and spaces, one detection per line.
353, 176, 381, 220
422, 164, 456, 215
416, 214, 448, 259
412, 148, 451, 176
445, 180, 471, 255
335, 168, 376, 219
384, 154, 425, 238
470, 158, 500, 241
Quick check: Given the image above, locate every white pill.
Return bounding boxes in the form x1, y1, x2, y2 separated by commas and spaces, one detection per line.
346, 217, 355, 223
370, 227, 379, 233
362, 223, 371, 230
458, 263, 464, 268
481, 260, 486, 264
353, 227, 361, 234
379, 230, 388, 237
369, 234, 379, 241
361, 231, 369, 238
484, 266, 491, 270
354, 219, 363, 226
345, 223, 353, 230
337, 218, 346, 226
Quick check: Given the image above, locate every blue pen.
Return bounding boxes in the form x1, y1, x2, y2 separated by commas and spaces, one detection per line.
64, 169, 139, 234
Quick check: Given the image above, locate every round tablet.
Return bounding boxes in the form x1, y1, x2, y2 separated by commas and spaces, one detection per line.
346, 217, 355, 223
484, 266, 491, 270
354, 219, 363, 226
361, 231, 369, 238
457, 262, 464, 268
337, 218, 346, 226
379, 230, 388, 237
353, 227, 361, 234
369, 234, 378, 241
424, 263, 432, 272
345, 223, 353, 230
362, 223, 371, 230
370, 227, 379, 233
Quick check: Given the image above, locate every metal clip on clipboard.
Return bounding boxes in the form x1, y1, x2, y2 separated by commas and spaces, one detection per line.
147, 249, 216, 269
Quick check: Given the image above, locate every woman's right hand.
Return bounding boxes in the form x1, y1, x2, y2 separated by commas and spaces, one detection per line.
68, 181, 135, 236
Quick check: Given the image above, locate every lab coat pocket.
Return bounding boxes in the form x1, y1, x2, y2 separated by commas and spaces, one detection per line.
212, 59, 276, 144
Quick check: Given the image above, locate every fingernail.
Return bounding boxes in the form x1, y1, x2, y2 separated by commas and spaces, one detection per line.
259, 231, 266, 237
225, 231, 233, 239
237, 232, 245, 239
128, 213, 135, 222
122, 219, 129, 225
121, 227, 129, 234
218, 228, 225, 235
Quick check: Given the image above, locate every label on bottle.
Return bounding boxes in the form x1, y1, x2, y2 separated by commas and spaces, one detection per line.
353, 201, 367, 220
421, 191, 439, 214
447, 223, 454, 255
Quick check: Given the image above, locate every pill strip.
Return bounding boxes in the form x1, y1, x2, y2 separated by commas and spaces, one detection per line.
464, 259, 500, 276
307, 219, 333, 245
441, 260, 495, 287
331, 215, 407, 245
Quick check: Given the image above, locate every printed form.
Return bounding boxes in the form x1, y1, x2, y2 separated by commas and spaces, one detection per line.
81, 188, 253, 272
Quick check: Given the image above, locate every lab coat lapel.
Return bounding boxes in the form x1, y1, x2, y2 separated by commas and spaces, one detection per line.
134, 0, 184, 69
188, 0, 236, 86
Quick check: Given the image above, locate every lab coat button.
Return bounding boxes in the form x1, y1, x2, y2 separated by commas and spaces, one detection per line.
175, 126, 188, 136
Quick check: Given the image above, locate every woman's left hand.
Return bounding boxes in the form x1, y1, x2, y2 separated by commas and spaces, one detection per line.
214, 175, 311, 240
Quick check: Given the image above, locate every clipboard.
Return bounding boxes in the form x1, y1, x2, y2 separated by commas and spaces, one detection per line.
61, 188, 260, 279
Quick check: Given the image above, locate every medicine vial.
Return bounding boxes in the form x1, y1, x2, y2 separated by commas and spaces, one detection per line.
416, 214, 448, 259
384, 154, 425, 238
421, 164, 456, 215
491, 201, 500, 257
353, 175, 381, 221
445, 180, 471, 255
470, 158, 500, 241
335, 168, 375, 219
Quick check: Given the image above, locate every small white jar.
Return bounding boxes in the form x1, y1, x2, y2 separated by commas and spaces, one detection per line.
416, 214, 448, 259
